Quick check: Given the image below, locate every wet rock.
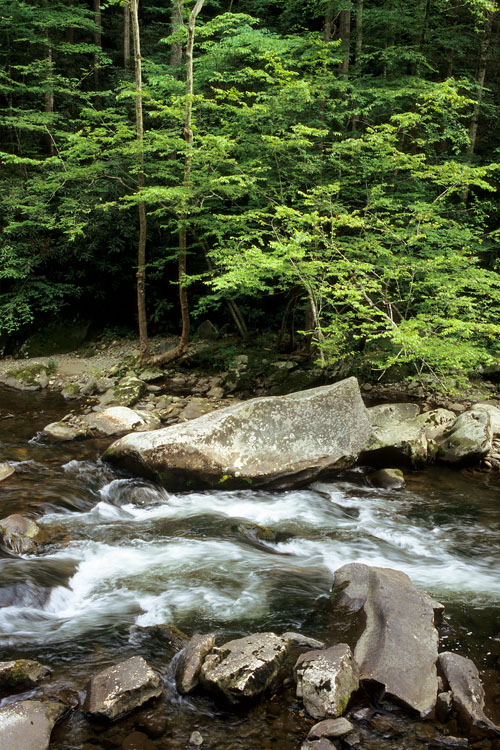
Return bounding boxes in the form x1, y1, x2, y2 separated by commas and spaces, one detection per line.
438, 652, 500, 738
0, 514, 48, 554
0, 462, 15, 482
135, 708, 167, 738
105, 378, 372, 491
332, 563, 440, 716
83, 656, 163, 721
0, 699, 66, 750
368, 468, 405, 489
282, 633, 326, 650
364, 404, 456, 465
308, 717, 354, 739
200, 632, 290, 704
42, 420, 89, 441
83, 407, 160, 437
122, 730, 156, 750
294, 644, 359, 720
436, 690, 453, 722
370, 715, 403, 737
0, 364, 49, 391
430, 737, 469, 749
415, 723, 438, 741
438, 410, 493, 464
301, 738, 339, 750
189, 730, 204, 746
176, 633, 216, 695
0, 659, 50, 695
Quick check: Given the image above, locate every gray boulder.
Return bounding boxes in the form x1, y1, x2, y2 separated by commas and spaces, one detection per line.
97, 375, 146, 409
83, 407, 160, 437
104, 378, 372, 490
301, 740, 338, 750
0, 364, 48, 391
471, 403, 500, 434
295, 644, 359, 720
176, 633, 216, 695
332, 563, 440, 716
437, 409, 493, 464
0, 700, 66, 750
42, 421, 89, 441
0, 660, 50, 695
0, 514, 48, 554
200, 632, 290, 704
364, 404, 456, 465
282, 632, 326, 650
0, 463, 15, 482
82, 656, 163, 720
438, 652, 500, 738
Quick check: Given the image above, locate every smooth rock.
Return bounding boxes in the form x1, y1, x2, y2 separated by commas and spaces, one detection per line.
135, 708, 167, 738
83, 407, 160, 437
472, 403, 500, 434
0, 659, 50, 695
308, 717, 354, 739
105, 378, 372, 490
0, 463, 15, 482
438, 410, 493, 464
97, 376, 146, 409
301, 737, 338, 750
368, 468, 405, 489
83, 656, 163, 721
200, 632, 289, 704
438, 651, 500, 738
179, 398, 215, 421
332, 563, 440, 716
42, 421, 88, 441
0, 514, 48, 554
0, 700, 66, 750
122, 730, 156, 750
295, 644, 359, 720
189, 730, 204, 746
282, 632, 326, 650
176, 633, 216, 695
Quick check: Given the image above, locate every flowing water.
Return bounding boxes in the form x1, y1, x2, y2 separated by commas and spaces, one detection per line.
0, 385, 499, 748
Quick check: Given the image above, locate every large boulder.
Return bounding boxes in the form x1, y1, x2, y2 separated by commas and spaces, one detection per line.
437, 410, 493, 464
0, 700, 66, 750
331, 564, 440, 716
363, 404, 456, 465
82, 656, 163, 720
438, 652, 500, 738
471, 403, 500, 434
104, 378, 372, 490
0, 514, 48, 554
295, 644, 359, 720
200, 633, 290, 704
0, 660, 50, 695
0, 364, 49, 391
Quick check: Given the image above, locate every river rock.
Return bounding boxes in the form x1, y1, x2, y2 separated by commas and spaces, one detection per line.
332, 563, 440, 716
42, 420, 89, 441
282, 632, 326, 650
0, 699, 66, 750
0, 463, 15, 482
438, 652, 500, 738
200, 632, 290, 704
295, 644, 359, 720
176, 633, 216, 694
0, 514, 48, 554
104, 378, 372, 490
0, 659, 50, 695
83, 407, 160, 437
97, 375, 146, 409
472, 403, 500, 434
301, 740, 338, 750
82, 656, 163, 720
368, 468, 405, 489
364, 404, 456, 465
437, 409, 493, 464
308, 717, 354, 739
0, 364, 49, 391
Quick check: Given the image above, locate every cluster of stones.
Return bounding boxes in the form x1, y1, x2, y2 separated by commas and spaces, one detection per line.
0, 563, 499, 750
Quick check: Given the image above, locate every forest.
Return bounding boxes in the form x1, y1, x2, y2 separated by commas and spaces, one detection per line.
1, 0, 500, 380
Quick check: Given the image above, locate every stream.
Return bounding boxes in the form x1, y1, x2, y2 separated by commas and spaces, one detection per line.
0, 385, 499, 749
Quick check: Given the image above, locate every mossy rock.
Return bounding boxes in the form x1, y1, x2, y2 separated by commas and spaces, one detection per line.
17, 321, 89, 357
0, 364, 49, 391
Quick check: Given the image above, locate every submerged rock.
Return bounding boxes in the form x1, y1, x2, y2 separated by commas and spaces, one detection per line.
0, 463, 15, 482
438, 652, 500, 738
176, 633, 216, 695
295, 644, 359, 720
368, 468, 405, 489
104, 378, 372, 490
0, 514, 48, 554
200, 632, 290, 704
0, 364, 49, 391
0, 659, 50, 695
438, 409, 493, 464
82, 656, 163, 721
0, 699, 66, 750
332, 563, 440, 716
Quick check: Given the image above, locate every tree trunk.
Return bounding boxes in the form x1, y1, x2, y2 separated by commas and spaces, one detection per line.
339, 8, 351, 77
44, 29, 55, 153
170, 0, 183, 71
354, 0, 363, 66
124, 0, 131, 69
153, 0, 206, 367
93, 0, 101, 90
324, 1, 334, 43
130, 0, 149, 360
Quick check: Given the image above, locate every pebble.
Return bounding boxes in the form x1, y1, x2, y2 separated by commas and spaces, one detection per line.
189, 731, 204, 746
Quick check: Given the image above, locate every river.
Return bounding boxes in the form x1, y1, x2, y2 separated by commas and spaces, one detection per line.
0, 385, 499, 749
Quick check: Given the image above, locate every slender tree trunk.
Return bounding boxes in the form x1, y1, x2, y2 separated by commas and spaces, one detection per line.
339, 8, 351, 77
153, 0, 206, 367
130, 0, 149, 359
170, 0, 184, 71
124, 0, 131, 69
351, 0, 363, 130
324, 1, 334, 43
44, 29, 55, 153
93, 0, 102, 90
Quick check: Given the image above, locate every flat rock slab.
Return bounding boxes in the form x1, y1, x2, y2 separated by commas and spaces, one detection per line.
83, 656, 163, 721
332, 563, 440, 716
104, 378, 372, 490
0, 700, 66, 750
295, 644, 359, 720
176, 633, 216, 695
438, 410, 493, 464
200, 632, 290, 704
0, 659, 50, 695
438, 652, 500, 738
